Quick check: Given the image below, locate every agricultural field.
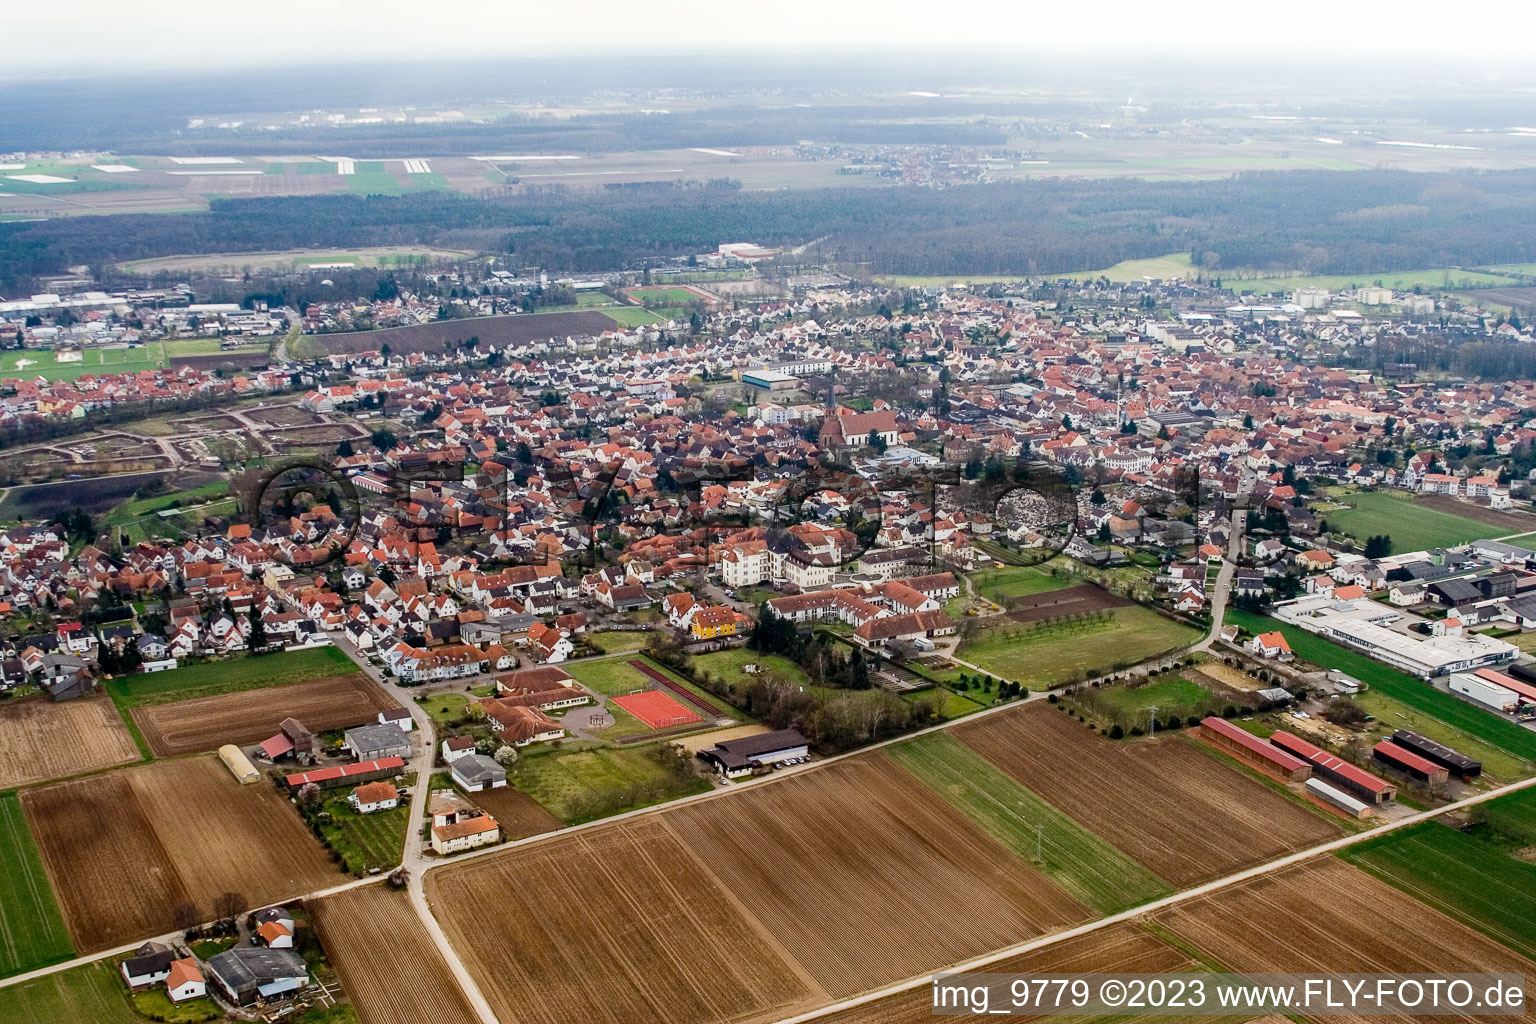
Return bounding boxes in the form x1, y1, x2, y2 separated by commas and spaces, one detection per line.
1224, 608, 1536, 762
0, 471, 173, 521
1154, 857, 1536, 1022
456, 782, 561, 840
0, 961, 140, 1024
1352, 690, 1530, 782
957, 705, 1344, 887
669, 757, 1089, 998
0, 793, 73, 977
813, 923, 1200, 1024
1320, 490, 1508, 551
426, 818, 822, 1024
131, 672, 399, 756
105, 645, 358, 708
309, 786, 411, 875
310, 887, 481, 1024
0, 695, 141, 789
22, 756, 336, 951
1341, 820, 1536, 960
958, 604, 1199, 688
885, 733, 1170, 913
1222, 266, 1519, 296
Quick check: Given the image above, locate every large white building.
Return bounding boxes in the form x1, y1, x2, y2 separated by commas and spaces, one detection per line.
1274, 595, 1517, 678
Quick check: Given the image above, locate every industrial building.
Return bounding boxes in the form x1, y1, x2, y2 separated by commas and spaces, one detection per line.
1273, 595, 1518, 678
1199, 717, 1311, 782
741, 369, 800, 392
1270, 731, 1395, 804
698, 729, 808, 778
1305, 778, 1371, 818
343, 723, 412, 761
1372, 740, 1450, 785
1390, 729, 1482, 780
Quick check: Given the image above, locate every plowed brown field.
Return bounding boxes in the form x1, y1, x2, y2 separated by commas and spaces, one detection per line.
669, 756, 1089, 998
1154, 858, 1536, 1024
0, 695, 140, 788
958, 705, 1343, 887
460, 784, 561, 841
813, 923, 1192, 1024
22, 757, 335, 951
132, 673, 398, 756
310, 886, 480, 1024
427, 817, 822, 1024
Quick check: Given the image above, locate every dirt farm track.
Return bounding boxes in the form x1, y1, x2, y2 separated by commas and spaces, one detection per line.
21, 756, 336, 951
131, 673, 399, 756
957, 705, 1344, 887
0, 695, 140, 789
310, 887, 480, 1024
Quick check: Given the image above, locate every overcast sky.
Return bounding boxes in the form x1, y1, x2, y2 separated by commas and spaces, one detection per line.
5, 0, 1532, 74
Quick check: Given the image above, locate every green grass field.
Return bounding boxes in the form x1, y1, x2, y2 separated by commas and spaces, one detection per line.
0, 343, 169, 383
312, 789, 409, 874
1342, 819, 1536, 960
0, 961, 139, 1024
1225, 608, 1536, 762
510, 744, 710, 823
690, 648, 810, 689
0, 793, 74, 977
888, 733, 1170, 913
1078, 674, 1224, 729
103, 480, 230, 545
959, 604, 1200, 688
969, 564, 1074, 604
1225, 267, 1519, 296
586, 629, 659, 654
1321, 490, 1507, 552
565, 656, 674, 697
604, 307, 670, 327
104, 645, 357, 708
1353, 690, 1530, 782
625, 286, 704, 306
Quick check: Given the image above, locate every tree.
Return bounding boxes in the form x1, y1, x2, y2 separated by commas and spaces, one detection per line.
297, 782, 322, 807
1364, 534, 1394, 559
172, 900, 201, 932
336, 439, 354, 457
370, 428, 398, 451
493, 745, 519, 766
213, 891, 248, 923
867, 429, 888, 454
247, 613, 267, 653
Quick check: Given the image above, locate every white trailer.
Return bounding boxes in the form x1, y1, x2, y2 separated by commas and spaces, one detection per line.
1449, 673, 1518, 714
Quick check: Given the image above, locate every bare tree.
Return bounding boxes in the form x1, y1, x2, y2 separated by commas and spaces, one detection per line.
297, 782, 322, 807
213, 891, 247, 923
171, 900, 201, 932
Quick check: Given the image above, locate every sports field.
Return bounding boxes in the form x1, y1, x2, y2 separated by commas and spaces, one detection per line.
885, 733, 1170, 913
0, 344, 168, 383
624, 285, 711, 305
1321, 490, 1508, 552
1342, 820, 1536, 960
104, 645, 357, 708
0, 793, 73, 977
1225, 608, 1536, 762
958, 604, 1199, 688
610, 689, 701, 729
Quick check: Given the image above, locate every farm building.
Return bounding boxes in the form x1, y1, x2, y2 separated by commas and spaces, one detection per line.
260, 717, 315, 764
121, 944, 176, 989
430, 808, 500, 854
698, 728, 808, 778
166, 958, 206, 1003
1372, 740, 1450, 785
1270, 731, 1395, 804
1305, 778, 1371, 818
348, 781, 399, 814
1198, 717, 1311, 782
343, 723, 411, 761
206, 947, 307, 1005
285, 756, 405, 791
377, 706, 414, 731
450, 753, 507, 792
219, 744, 261, 784
1390, 729, 1482, 780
